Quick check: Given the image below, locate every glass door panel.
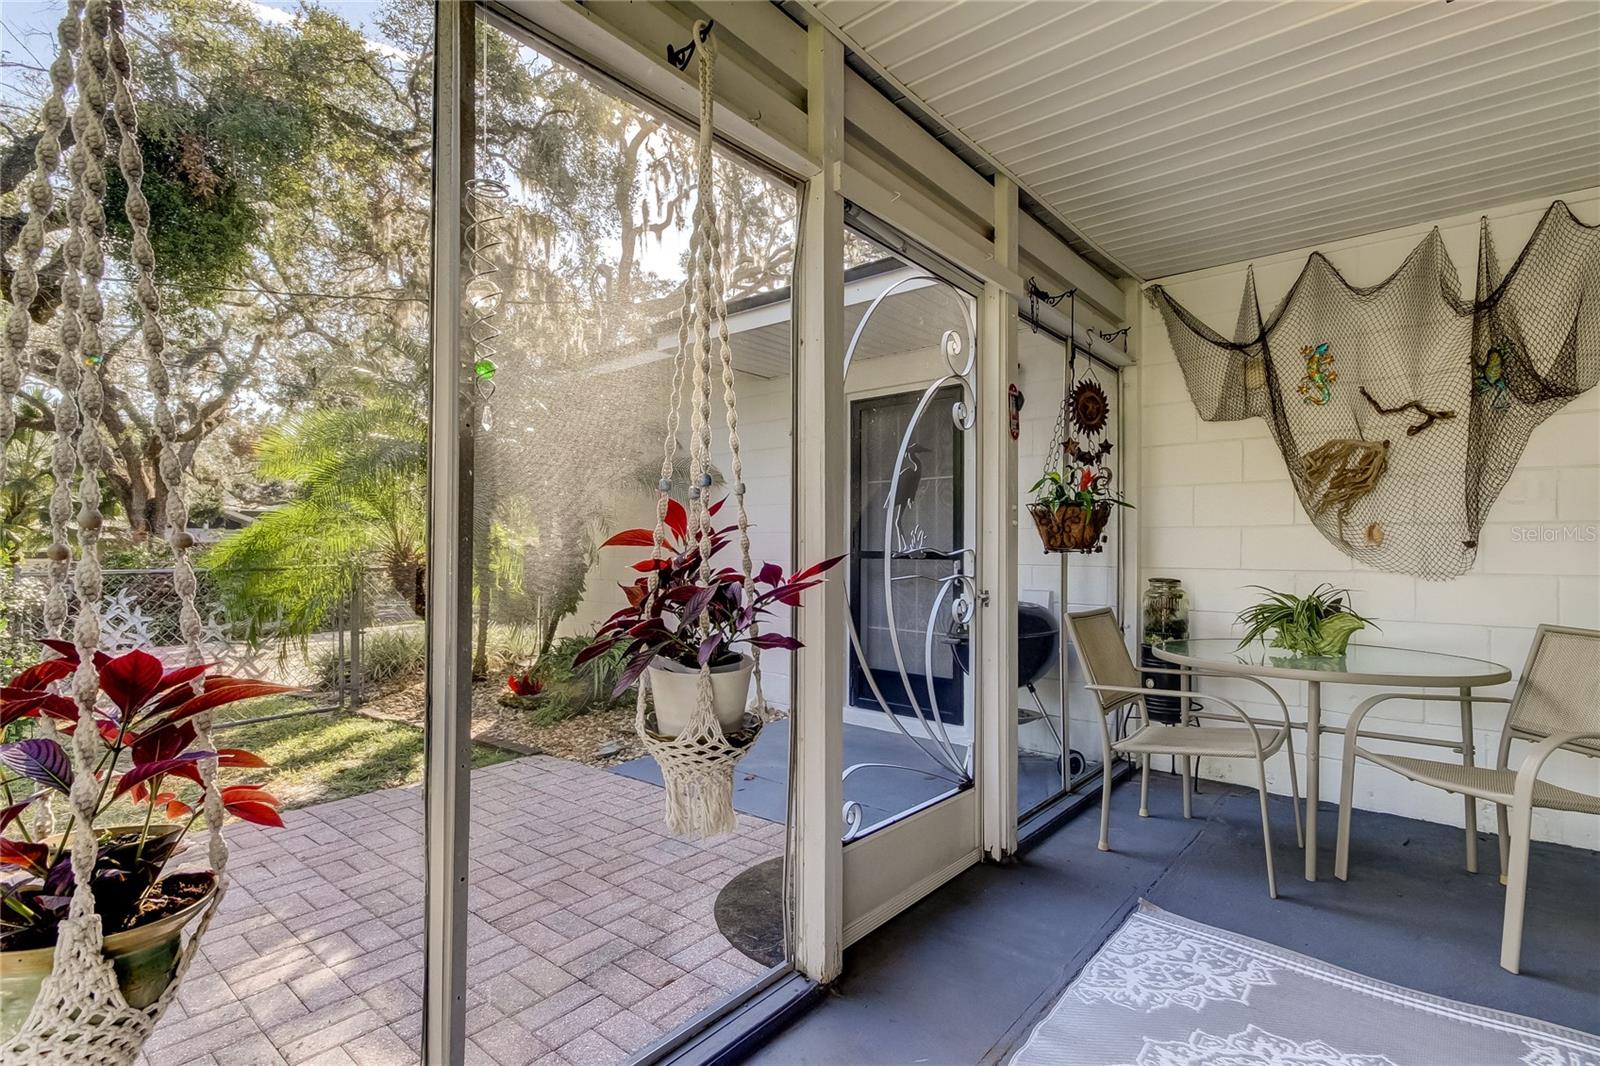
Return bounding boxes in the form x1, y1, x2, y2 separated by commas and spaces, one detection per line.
0, 4, 437, 1059
838, 222, 983, 942
1016, 326, 1125, 819
459, 19, 797, 1058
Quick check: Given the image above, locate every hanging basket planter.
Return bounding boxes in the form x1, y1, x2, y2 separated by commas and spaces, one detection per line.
0, 5, 297, 1055
1029, 500, 1112, 554
648, 656, 755, 738
0, 874, 216, 1043
1030, 307, 1130, 557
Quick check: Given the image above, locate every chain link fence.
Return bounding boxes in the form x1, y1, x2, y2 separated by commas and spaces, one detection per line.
0, 565, 425, 730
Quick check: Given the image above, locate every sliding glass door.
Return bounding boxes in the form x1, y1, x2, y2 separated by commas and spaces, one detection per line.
427, 7, 802, 1061
1016, 326, 1126, 820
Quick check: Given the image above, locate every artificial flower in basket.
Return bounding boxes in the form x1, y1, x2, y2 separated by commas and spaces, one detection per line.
576, 498, 843, 738
500, 666, 545, 711
0, 641, 294, 1040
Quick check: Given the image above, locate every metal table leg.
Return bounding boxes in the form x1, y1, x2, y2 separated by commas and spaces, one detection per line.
1461, 685, 1478, 873
1304, 680, 1321, 882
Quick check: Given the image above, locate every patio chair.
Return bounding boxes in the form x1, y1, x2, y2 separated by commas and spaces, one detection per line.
1065, 607, 1303, 898
1334, 625, 1600, 973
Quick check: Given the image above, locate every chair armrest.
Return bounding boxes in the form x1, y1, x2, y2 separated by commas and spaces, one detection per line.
1345, 691, 1510, 745
1138, 665, 1297, 733
1191, 709, 1296, 731
1086, 684, 1269, 753
1513, 732, 1600, 809
1080, 682, 1142, 713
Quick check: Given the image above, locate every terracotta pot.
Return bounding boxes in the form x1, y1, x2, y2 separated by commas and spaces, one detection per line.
648, 655, 754, 737
1028, 500, 1112, 554
0, 878, 215, 1042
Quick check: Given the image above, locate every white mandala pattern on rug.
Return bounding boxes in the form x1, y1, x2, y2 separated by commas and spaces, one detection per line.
1071, 918, 1279, 1012
1119, 1024, 1398, 1066
1523, 1039, 1600, 1066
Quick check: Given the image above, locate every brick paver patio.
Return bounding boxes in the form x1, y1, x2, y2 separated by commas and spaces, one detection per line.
140, 755, 782, 1066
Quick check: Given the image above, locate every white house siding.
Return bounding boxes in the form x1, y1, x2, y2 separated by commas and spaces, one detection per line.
561, 329, 1124, 761
1136, 188, 1600, 847
559, 372, 798, 706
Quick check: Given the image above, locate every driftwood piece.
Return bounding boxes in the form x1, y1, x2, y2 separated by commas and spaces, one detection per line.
1359, 386, 1456, 436
1300, 438, 1391, 528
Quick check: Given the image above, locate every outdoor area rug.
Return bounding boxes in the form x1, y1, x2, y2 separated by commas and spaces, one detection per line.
1012, 900, 1600, 1066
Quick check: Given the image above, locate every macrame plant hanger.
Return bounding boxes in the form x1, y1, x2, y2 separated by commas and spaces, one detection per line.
1042, 291, 1074, 478
3, 2, 226, 1060
636, 20, 765, 838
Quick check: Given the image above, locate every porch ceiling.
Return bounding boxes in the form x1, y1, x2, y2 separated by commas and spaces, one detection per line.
805, 0, 1600, 280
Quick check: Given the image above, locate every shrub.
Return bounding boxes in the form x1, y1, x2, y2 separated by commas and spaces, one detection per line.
542, 634, 629, 707
496, 632, 632, 727
483, 624, 542, 677
317, 627, 425, 691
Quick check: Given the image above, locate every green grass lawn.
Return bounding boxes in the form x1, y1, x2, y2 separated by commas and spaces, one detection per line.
218, 709, 518, 810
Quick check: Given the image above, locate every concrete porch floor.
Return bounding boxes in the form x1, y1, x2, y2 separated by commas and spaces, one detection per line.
140, 755, 780, 1066
750, 771, 1600, 1065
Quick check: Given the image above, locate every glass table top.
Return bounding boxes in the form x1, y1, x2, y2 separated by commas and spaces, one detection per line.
1152, 638, 1512, 687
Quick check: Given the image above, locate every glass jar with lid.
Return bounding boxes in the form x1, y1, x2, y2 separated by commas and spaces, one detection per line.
1142, 577, 1188, 646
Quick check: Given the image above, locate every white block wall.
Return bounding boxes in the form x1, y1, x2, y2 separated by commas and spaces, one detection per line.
1136, 188, 1600, 848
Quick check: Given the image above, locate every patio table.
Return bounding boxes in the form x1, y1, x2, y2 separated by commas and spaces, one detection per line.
1151, 640, 1511, 882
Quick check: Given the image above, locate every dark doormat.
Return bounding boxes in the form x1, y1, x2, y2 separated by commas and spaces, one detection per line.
715, 856, 785, 967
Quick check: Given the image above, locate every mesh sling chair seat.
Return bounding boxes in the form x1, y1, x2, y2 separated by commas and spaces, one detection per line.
1334, 625, 1600, 973
1064, 608, 1303, 898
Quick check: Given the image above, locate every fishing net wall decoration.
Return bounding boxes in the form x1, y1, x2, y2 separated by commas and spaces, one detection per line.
1147, 200, 1599, 579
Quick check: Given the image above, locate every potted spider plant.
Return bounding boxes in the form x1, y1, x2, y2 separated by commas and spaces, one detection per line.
1235, 584, 1376, 657
1028, 452, 1132, 555
0, 642, 293, 1040
577, 498, 842, 738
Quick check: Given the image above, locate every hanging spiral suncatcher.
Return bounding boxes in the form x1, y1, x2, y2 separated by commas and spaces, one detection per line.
1028, 289, 1130, 554
579, 21, 841, 838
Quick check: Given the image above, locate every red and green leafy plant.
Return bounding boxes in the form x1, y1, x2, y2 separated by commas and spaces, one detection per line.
0, 641, 294, 950
1030, 442, 1133, 514
574, 498, 843, 695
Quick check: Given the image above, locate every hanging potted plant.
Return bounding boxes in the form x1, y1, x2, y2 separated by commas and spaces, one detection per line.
577, 498, 842, 738
1235, 584, 1377, 657
1031, 372, 1130, 554
1028, 444, 1133, 554
0, 643, 292, 1040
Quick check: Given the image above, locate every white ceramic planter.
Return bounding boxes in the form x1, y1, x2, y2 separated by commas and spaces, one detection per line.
648, 655, 753, 737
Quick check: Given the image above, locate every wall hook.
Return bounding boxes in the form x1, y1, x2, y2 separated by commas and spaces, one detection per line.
667, 19, 715, 70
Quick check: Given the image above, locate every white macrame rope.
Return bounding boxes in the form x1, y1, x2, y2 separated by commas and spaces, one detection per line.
633, 22, 765, 838
6, 3, 221, 1060
24, 3, 88, 844
101, 0, 229, 1003
0, 4, 76, 485
42, 2, 89, 644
